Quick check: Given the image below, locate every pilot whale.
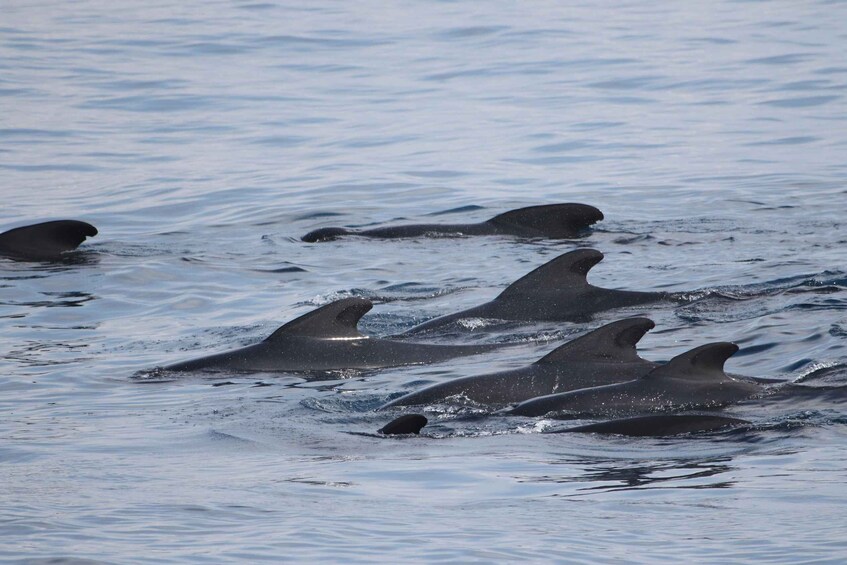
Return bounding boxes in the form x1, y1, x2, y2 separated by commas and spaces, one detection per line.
509, 342, 762, 418
381, 317, 658, 409
164, 297, 504, 373
375, 413, 749, 437
378, 414, 428, 435
0, 220, 98, 261
301, 203, 603, 242
406, 248, 668, 334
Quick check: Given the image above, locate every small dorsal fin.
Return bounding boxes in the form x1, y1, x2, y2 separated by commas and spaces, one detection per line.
497, 249, 603, 299
378, 414, 428, 435
488, 204, 604, 238
646, 342, 739, 381
265, 297, 372, 341
0, 220, 97, 260
536, 317, 655, 364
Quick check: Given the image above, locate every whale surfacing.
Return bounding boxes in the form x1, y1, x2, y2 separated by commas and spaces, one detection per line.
509, 342, 761, 418
0, 220, 98, 261
302, 203, 603, 242
164, 297, 503, 373
378, 414, 428, 435
407, 249, 667, 333
373, 413, 749, 437
381, 317, 657, 409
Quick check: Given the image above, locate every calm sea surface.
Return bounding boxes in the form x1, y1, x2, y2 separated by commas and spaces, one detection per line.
2, 1, 846, 562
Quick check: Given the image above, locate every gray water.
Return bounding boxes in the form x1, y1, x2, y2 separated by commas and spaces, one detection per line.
2, 1, 846, 562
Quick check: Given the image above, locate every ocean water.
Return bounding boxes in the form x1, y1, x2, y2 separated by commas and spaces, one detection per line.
2, 0, 846, 562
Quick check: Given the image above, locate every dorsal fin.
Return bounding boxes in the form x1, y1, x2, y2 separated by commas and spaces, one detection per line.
301, 227, 353, 243
265, 297, 372, 341
0, 220, 97, 260
497, 249, 603, 299
378, 414, 428, 435
536, 317, 655, 364
646, 342, 739, 381
488, 203, 604, 238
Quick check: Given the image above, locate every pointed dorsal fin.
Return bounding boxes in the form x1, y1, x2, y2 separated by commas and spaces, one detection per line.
646, 342, 739, 381
497, 249, 603, 299
0, 220, 97, 260
488, 204, 604, 238
536, 317, 655, 364
265, 297, 372, 341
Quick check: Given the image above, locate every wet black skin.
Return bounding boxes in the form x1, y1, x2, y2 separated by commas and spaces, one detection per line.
164, 297, 505, 373
406, 249, 668, 334
381, 318, 658, 409
0, 220, 97, 261
302, 203, 603, 242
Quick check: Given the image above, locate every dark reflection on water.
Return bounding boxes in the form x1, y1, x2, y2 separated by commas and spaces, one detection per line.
0, 251, 100, 268
547, 458, 738, 493
1, 291, 98, 309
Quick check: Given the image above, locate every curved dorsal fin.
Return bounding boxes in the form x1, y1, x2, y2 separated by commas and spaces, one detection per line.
497, 249, 603, 299
646, 342, 739, 381
378, 414, 428, 435
265, 297, 372, 341
0, 220, 98, 260
488, 204, 604, 238
536, 317, 655, 364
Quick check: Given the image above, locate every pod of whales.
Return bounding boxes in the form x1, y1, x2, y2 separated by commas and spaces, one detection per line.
302, 203, 603, 242
406, 248, 667, 334
381, 317, 658, 409
0, 220, 97, 261
508, 342, 762, 418
5, 202, 834, 441
30, 198, 809, 439
164, 297, 504, 373
377, 321, 766, 437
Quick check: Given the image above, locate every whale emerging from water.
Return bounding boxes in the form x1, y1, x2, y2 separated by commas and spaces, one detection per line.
378, 414, 428, 435
406, 248, 668, 334
164, 297, 504, 373
301, 203, 603, 242
381, 317, 657, 409
508, 342, 762, 418
375, 413, 749, 437
0, 220, 98, 261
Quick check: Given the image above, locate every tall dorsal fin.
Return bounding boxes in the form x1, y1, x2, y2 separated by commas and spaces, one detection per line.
265, 297, 372, 341
646, 342, 739, 381
0, 220, 98, 260
488, 204, 604, 238
536, 317, 655, 364
497, 249, 603, 299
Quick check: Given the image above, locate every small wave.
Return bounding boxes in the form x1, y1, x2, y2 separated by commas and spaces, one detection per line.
793, 362, 847, 384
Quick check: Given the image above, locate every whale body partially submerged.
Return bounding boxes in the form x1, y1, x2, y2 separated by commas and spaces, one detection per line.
302, 203, 603, 242
375, 413, 750, 437
406, 249, 668, 334
0, 220, 98, 261
508, 342, 761, 418
381, 317, 657, 409
165, 297, 504, 373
